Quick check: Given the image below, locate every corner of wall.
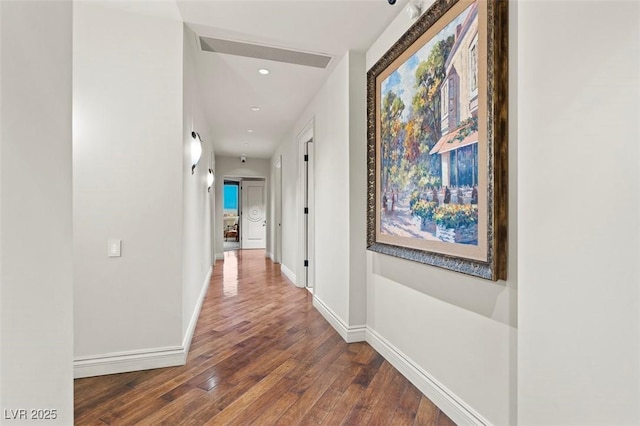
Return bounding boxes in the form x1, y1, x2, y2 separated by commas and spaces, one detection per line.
280, 263, 298, 287
74, 1, 186, 377
365, 328, 489, 426
313, 296, 366, 343
347, 49, 368, 327
74, 264, 212, 379
362, 4, 515, 425
1, 3, 74, 420
182, 266, 212, 353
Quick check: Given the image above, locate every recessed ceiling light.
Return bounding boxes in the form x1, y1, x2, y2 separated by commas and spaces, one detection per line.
258, 68, 270, 75
251, 106, 260, 111
247, 129, 254, 133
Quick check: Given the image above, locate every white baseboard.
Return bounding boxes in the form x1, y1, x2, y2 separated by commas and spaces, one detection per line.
366, 328, 489, 426
280, 264, 296, 285
266, 251, 273, 259
74, 267, 213, 379
312, 296, 366, 343
215, 253, 224, 260
182, 266, 212, 355
74, 346, 184, 379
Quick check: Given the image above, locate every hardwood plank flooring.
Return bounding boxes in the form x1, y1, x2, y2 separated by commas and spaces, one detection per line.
74, 250, 456, 425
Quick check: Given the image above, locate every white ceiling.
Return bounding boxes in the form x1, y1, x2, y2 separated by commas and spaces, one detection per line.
177, 0, 408, 159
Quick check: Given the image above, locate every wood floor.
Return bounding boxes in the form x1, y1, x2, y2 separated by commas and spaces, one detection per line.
74, 250, 456, 425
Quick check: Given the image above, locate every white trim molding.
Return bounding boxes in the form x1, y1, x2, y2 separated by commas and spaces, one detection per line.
75, 266, 213, 379
366, 328, 489, 426
215, 253, 224, 260
74, 346, 184, 379
267, 252, 280, 264
182, 266, 212, 355
313, 296, 366, 343
280, 264, 296, 285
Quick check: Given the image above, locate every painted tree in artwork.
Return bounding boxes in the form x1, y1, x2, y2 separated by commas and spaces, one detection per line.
405, 35, 455, 190
380, 91, 405, 193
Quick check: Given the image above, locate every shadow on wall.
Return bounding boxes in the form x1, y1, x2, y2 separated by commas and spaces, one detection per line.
371, 253, 516, 328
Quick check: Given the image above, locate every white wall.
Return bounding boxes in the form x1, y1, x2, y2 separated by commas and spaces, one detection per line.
271, 134, 300, 280
182, 24, 215, 346
0, 1, 73, 423
73, 2, 185, 367
348, 52, 368, 326
365, 1, 640, 425
365, 3, 517, 425
517, 2, 640, 425
270, 156, 283, 263
272, 52, 367, 336
214, 156, 270, 257
307, 54, 350, 321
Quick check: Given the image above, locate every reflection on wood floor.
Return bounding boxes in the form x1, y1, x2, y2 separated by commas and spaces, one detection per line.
74, 249, 456, 425
223, 241, 241, 251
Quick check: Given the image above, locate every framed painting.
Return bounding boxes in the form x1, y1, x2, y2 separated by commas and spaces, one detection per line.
366, 0, 507, 280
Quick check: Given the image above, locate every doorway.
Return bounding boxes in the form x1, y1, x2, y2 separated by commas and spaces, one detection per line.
241, 179, 267, 250
223, 180, 240, 251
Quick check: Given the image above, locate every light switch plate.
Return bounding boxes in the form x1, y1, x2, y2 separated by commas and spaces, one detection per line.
108, 239, 121, 257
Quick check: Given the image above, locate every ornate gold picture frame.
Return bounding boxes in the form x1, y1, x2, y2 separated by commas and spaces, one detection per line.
366, 0, 507, 280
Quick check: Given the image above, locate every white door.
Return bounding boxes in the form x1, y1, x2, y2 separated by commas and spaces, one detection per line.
241, 180, 266, 249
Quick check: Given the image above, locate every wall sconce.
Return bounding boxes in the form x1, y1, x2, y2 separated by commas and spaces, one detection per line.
207, 169, 214, 192
190, 131, 203, 174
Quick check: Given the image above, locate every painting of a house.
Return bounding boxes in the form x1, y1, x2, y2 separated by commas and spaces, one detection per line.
376, 1, 482, 249
431, 3, 479, 190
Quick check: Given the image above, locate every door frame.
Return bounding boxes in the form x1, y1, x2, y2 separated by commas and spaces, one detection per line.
222, 179, 241, 248
273, 156, 282, 264
297, 119, 314, 289
240, 178, 267, 250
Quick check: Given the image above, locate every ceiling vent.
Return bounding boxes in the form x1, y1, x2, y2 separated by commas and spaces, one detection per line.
199, 36, 333, 69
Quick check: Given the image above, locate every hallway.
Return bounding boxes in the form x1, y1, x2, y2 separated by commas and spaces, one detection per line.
74, 250, 455, 425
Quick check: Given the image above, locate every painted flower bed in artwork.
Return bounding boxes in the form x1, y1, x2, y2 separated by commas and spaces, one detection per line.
410, 199, 438, 233
433, 204, 478, 244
